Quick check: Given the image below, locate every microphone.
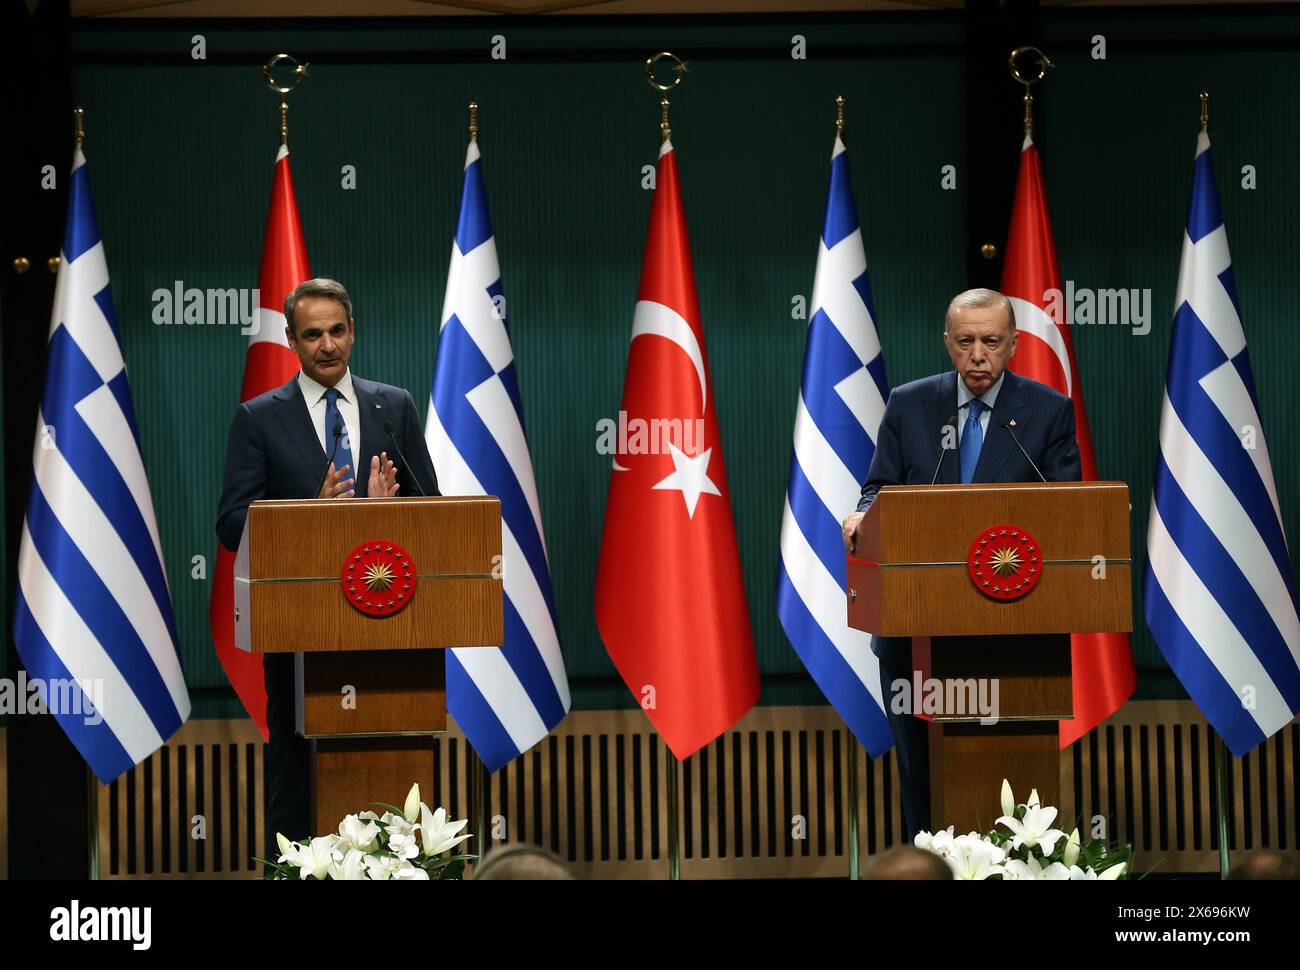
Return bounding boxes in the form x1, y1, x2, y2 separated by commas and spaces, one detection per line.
383, 420, 428, 497
316, 422, 346, 497
928, 415, 959, 485
999, 417, 1048, 483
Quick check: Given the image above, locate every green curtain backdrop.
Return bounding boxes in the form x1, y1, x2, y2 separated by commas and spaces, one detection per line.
52, 10, 1299, 717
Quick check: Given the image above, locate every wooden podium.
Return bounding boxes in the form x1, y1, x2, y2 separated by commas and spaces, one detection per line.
233, 496, 503, 836
847, 482, 1132, 833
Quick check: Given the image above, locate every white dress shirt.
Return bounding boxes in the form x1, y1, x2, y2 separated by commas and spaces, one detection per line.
956, 370, 1005, 444
298, 368, 362, 479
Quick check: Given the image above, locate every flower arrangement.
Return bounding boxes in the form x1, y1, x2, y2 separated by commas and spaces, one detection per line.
262, 783, 474, 880
914, 779, 1131, 880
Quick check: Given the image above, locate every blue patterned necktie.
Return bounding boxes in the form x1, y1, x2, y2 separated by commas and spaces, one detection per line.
323, 387, 355, 495
959, 398, 985, 484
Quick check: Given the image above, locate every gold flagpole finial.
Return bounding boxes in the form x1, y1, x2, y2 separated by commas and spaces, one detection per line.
73, 106, 85, 147
645, 51, 687, 143
1008, 46, 1053, 138
1199, 91, 1209, 129
835, 95, 845, 137
469, 101, 479, 140
263, 53, 310, 147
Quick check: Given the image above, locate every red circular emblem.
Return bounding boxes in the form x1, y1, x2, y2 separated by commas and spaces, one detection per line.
342, 540, 416, 617
967, 524, 1043, 601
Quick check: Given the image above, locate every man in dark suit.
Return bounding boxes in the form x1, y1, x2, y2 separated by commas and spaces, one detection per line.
215, 278, 439, 859
841, 288, 1081, 839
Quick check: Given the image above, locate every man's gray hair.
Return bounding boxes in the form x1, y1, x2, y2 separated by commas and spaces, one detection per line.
944, 287, 1016, 332
284, 278, 354, 334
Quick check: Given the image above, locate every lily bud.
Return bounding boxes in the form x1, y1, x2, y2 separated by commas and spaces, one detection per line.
1063, 829, 1080, 867
1000, 779, 1015, 818
403, 782, 421, 823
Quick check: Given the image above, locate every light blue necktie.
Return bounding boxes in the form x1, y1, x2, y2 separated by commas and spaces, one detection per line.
959, 399, 985, 484
323, 387, 355, 494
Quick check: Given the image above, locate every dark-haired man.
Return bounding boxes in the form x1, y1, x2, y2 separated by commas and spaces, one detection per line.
215, 278, 439, 859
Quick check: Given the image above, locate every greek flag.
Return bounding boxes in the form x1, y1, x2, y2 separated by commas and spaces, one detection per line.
1144, 128, 1300, 756
776, 133, 893, 756
427, 137, 570, 772
13, 146, 190, 783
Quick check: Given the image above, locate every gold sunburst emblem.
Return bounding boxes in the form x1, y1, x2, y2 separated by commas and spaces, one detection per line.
989, 546, 1022, 576
363, 561, 395, 591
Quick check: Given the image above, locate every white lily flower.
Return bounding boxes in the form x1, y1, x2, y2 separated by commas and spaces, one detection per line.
363, 853, 400, 880
337, 814, 382, 853
382, 811, 416, 839
389, 832, 420, 860
1000, 779, 1015, 819
1068, 865, 1096, 880
944, 833, 1005, 880
996, 803, 1066, 855
328, 847, 367, 881
1003, 855, 1070, 880
403, 783, 421, 823
275, 832, 296, 864
1028, 788, 1041, 809
914, 825, 956, 859
1063, 829, 1080, 868
283, 835, 340, 880
418, 802, 472, 857
392, 861, 431, 880
1097, 861, 1127, 880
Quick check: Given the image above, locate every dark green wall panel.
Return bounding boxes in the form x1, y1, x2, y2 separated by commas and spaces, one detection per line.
43, 10, 1299, 714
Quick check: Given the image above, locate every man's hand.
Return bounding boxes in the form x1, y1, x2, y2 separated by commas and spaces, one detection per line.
368, 451, 400, 498
841, 511, 865, 554
318, 462, 355, 499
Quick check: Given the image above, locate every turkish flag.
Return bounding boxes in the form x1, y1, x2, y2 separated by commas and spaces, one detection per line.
207, 144, 310, 738
1001, 134, 1136, 747
595, 140, 760, 761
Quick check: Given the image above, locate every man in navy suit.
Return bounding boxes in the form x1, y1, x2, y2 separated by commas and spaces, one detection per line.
840, 288, 1081, 839
215, 278, 439, 860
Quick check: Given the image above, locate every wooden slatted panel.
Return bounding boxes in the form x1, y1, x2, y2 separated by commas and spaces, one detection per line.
85, 703, 1300, 878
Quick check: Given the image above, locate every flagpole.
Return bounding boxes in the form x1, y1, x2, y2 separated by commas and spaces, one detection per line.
263, 52, 309, 146
643, 52, 689, 882
73, 105, 100, 883
470, 747, 491, 870
1213, 729, 1231, 878
833, 92, 863, 883
666, 752, 681, 880
846, 736, 860, 880
1008, 46, 1054, 137
1195, 89, 1230, 882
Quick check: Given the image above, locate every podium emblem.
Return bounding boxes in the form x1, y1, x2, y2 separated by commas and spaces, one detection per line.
342, 540, 417, 617
967, 524, 1042, 601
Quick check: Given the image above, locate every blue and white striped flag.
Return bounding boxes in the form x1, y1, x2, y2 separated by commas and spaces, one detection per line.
777, 133, 893, 756
427, 136, 570, 772
14, 145, 190, 783
1144, 127, 1300, 756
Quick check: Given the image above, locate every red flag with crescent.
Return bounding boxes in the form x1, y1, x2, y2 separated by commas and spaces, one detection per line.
595, 140, 759, 761
1001, 133, 1136, 748
207, 144, 309, 739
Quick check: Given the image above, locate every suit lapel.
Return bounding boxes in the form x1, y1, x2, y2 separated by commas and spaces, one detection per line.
354, 378, 388, 499
271, 376, 328, 486
972, 371, 1021, 483
929, 371, 960, 485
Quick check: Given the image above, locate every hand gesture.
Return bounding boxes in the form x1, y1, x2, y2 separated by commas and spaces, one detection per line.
368, 451, 400, 498
318, 462, 355, 499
